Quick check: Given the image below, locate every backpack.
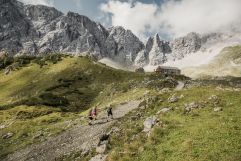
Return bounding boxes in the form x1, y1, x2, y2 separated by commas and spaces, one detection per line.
107, 107, 112, 113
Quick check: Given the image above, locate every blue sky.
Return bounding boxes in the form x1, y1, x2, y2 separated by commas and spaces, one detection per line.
19, 0, 241, 41
50, 0, 164, 24
20, 0, 164, 21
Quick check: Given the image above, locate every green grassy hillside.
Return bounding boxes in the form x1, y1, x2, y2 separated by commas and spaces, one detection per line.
0, 55, 179, 159
105, 86, 241, 161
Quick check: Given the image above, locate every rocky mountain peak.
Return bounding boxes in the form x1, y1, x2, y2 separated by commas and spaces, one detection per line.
170, 32, 202, 60
24, 5, 63, 22
107, 26, 144, 64
0, 0, 234, 69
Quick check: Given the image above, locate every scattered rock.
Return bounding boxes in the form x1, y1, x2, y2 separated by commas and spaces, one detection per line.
96, 144, 107, 154
143, 116, 157, 133
144, 91, 150, 96
0, 124, 6, 129
184, 102, 200, 113
157, 107, 172, 114
2, 132, 14, 139
179, 94, 184, 99
214, 107, 223, 112
188, 102, 199, 109
168, 94, 178, 103
89, 154, 107, 161
161, 88, 170, 93
208, 95, 219, 101
33, 131, 44, 140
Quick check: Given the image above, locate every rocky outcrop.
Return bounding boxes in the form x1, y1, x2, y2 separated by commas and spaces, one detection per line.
0, 0, 34, 54
107, 26, 144, 64
170, 32, 202, 60
135, 32, 204, 67
134, 50, 148, 67
148, 34, 171, 65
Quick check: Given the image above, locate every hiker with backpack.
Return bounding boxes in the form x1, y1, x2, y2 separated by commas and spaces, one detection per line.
88, 106, 98, 125
92, 106, 98, 120
107, 105, 113, 122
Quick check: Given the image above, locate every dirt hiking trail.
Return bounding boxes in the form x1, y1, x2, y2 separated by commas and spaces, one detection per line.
4, 101, 140, 161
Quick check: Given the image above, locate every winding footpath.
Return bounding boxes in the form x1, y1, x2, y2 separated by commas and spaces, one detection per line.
175, 81, 185, 91
4, 101, 140, 161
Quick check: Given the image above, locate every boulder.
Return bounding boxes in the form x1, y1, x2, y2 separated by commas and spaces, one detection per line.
143, 116, 157, 133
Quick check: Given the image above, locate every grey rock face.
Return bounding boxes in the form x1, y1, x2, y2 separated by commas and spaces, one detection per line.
0, 0, 143, 62
0, 0, 222, 67
148, 34, 171, 65
170, 32, 202, 60
0, 0, 34, 54
107, 26, 144, 64
134, 50, 148, 67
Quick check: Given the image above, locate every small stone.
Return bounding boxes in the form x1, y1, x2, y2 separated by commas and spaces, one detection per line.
208, 95, 218, 101
179, 95, 184, 98
2, 132, 14, 139
0, 124, 6, 129
214, 107, 223, 112
161, 88, 170, 93
33, 131, 44, 139
168, 94, 178, 103
157, 107, 172, 114
189, 102, 199, 109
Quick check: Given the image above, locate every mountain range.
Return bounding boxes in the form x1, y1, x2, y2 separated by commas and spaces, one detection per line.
1, 0, 241, 77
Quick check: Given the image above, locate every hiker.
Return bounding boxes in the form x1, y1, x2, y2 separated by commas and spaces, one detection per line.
107, 105, 113, 121
92, 106, 98, 120
88, 109, 93, 125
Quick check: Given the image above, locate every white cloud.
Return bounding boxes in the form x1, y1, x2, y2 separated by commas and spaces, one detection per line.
100, 0, 241, 40
100, 1, 159, 40
19, 0, 54, 6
